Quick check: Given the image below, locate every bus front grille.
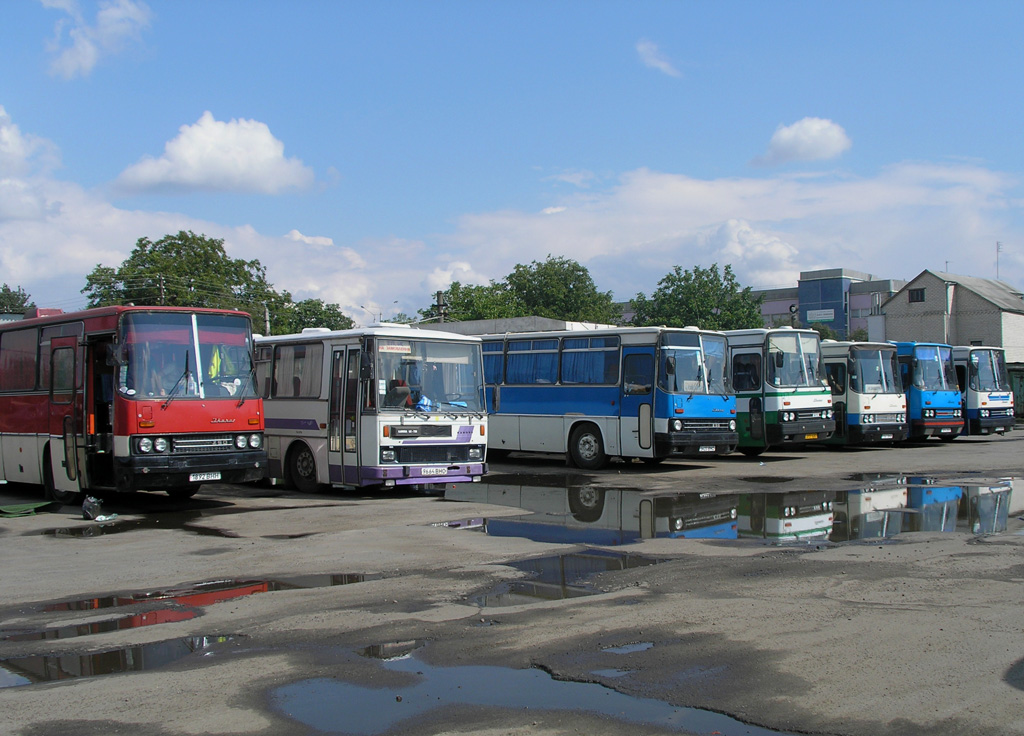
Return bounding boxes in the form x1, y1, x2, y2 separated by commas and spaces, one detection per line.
172, 435, 235, 453
396, 445, 470, 463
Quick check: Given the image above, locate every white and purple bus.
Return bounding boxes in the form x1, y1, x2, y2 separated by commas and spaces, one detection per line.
255, 325, 487, 492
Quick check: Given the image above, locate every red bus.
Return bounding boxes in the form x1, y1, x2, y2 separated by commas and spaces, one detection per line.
0, 306, 266, 503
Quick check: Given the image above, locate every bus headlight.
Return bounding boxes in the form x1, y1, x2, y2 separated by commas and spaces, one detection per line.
671, 419, 683, 431
153, 437, 169, 453
729, 419, 737, 431
381, 449, 396, 462
235, 435, 248, 449
672, 517, 684, 531
469, 446, 484, 461
138, 437, 153, 453
249, 434, 262, 449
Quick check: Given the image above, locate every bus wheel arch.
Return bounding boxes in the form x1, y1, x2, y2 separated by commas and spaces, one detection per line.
568, 422, 608, 470
286, 441, 321, 493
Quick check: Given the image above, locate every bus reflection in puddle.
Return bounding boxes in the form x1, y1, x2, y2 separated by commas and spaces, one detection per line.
445, 476, 1017, 546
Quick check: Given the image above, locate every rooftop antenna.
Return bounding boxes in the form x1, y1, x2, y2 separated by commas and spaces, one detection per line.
996, 241, 1003, 281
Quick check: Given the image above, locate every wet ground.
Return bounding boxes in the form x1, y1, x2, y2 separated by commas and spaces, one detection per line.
1, 433, 1023, 735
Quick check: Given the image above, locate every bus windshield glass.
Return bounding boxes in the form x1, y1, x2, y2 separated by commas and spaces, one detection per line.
969, 349, 1010, 391
119, 311, 257, 399
376, 338, 484, 412
912, 345, 956, 391
702, 334, 729, 394
766, 332, 823, 388
849, 347, 900, 394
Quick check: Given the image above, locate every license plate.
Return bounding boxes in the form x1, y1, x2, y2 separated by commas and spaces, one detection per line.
881, 434, 893, 440
421, 467, 448, 476
189, 471, 221, 482
699, 445, 716, 452
804, 433, 818, 440
996, 427, 1005, 432
940, 428, 952, 434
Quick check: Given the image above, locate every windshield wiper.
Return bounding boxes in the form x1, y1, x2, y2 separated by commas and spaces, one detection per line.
161, 351, 191, 410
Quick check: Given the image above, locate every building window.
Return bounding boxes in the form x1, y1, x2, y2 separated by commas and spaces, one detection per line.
908, 288, 925, 303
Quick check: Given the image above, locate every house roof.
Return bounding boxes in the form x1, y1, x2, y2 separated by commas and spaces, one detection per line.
886, 270, 1024, 314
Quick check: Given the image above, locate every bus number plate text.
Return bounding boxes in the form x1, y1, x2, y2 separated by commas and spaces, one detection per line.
421, 467, 448, 476
698, 445, 715, 452
881, 434, 893, 440
804, 433, 818, 440
189, 471, 222, 482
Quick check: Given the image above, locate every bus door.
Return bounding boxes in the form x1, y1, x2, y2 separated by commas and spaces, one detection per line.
327, 347, 361, 485
620, 348, 655, 458
48, 336, 82, 494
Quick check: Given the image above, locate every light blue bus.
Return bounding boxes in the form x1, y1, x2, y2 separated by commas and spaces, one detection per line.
952, 346, 1015, 436
892, 342, 963, 441
481, 327, 737, 469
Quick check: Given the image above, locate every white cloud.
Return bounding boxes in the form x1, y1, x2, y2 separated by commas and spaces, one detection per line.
636, 39, 681, 78
285, 229, 334, 247
115, 111, 315, 194
0, 105, 61, 177
43, 0, 152, 79
755, 117, 852, 166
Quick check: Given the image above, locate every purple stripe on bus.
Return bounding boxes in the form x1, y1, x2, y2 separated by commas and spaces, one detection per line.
266, 417, 321, 431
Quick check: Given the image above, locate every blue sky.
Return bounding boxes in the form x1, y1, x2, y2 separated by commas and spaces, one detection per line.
2, 1, 1022, 322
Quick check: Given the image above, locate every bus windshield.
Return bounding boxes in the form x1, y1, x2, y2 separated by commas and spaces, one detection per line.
376, 338, 484, 412
118, 311, 257, 399
969, 349, 1010, 391
766, 332, 823, 388
849, 347, 901, 394
912, 345, 956, 391
658, 332, 730, 395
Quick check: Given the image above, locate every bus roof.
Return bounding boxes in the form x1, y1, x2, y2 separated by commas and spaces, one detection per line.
0, 305, 254, 332
476, 325, 726, 341
255, 324, 483, 344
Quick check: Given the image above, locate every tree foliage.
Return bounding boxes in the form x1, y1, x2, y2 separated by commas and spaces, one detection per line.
0, 284, 35, 313
421, 256, 618, 324
81, 231, 352, 335
630, 264, 763, 330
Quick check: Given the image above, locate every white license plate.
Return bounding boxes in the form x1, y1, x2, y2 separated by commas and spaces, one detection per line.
881, 434, 893, 440
189, 471, 222, 482
699, 445, 716, 452
421, 467, 448, 476
940, 428, 952, 434
996, 427, 1005, 432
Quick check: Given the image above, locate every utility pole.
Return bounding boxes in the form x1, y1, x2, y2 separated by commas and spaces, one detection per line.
434, 291, 448, 323
997, 241, 1003, 281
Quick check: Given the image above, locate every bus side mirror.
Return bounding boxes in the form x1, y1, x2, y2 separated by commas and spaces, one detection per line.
774, 351, 785, 368
106, 343, 125, 366
360, 352, 373, 380
665, 356, 675, 375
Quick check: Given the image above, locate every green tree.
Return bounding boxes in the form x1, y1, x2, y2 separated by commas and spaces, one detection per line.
505, 256, 617, 323
630, 263, 763, 330
809, 322, 840, 340
82, 231, 277, 312
0, 284, 35, 313
420, 281, 518, 323
849, 327, 869, 341
277, 298, 354, 334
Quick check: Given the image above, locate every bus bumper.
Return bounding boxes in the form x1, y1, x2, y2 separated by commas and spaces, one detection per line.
847, 424, 909, 444
655, 431, 738, 457
114, 450, 267, 491
969, 416, 1015, 435
768, 419, 835, 445
361, 462, 487, 487
910, 420, 962, 439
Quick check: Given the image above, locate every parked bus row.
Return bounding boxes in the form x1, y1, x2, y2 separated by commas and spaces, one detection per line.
0, 307, 1013, 502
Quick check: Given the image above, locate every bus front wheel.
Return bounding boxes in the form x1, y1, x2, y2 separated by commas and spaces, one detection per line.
43, 446, 82, 505
167, 485, 201, 500
569, 424, 607, 470
287, 442, 321, 493
739, 445, 767, 457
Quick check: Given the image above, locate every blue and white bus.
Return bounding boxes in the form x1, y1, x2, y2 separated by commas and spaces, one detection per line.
892, 342, 962, 441
481, 326, 737, 469
821, 341, 908, 445
952, 346, 1014, 436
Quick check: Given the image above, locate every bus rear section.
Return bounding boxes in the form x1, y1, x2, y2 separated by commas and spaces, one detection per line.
256, 326, 487, 492
952, 346, 1014, 436
821, 341, 908, 445
482, 327, 737, 470
0, 306, 266, 503
893, 342, 962, 440
726, 328, 835, 456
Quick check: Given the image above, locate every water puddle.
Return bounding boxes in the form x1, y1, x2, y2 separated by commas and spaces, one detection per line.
0, 635, 232, 688
445, 476, 1019, 546
2, 574, 371, 646
468, 549, 661, 607
603, 641, 654, 654
270, 646, 797, 735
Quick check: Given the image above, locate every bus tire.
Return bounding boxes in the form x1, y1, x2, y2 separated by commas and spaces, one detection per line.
739, 445, 767, 457
940, 434, 958, 443
43, 446, 82, 505
167, 485, 201, 499
287, 442, 321, 493
569, 424, 607, 470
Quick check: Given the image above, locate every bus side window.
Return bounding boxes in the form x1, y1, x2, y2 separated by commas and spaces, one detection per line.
732, 354, 760, 391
